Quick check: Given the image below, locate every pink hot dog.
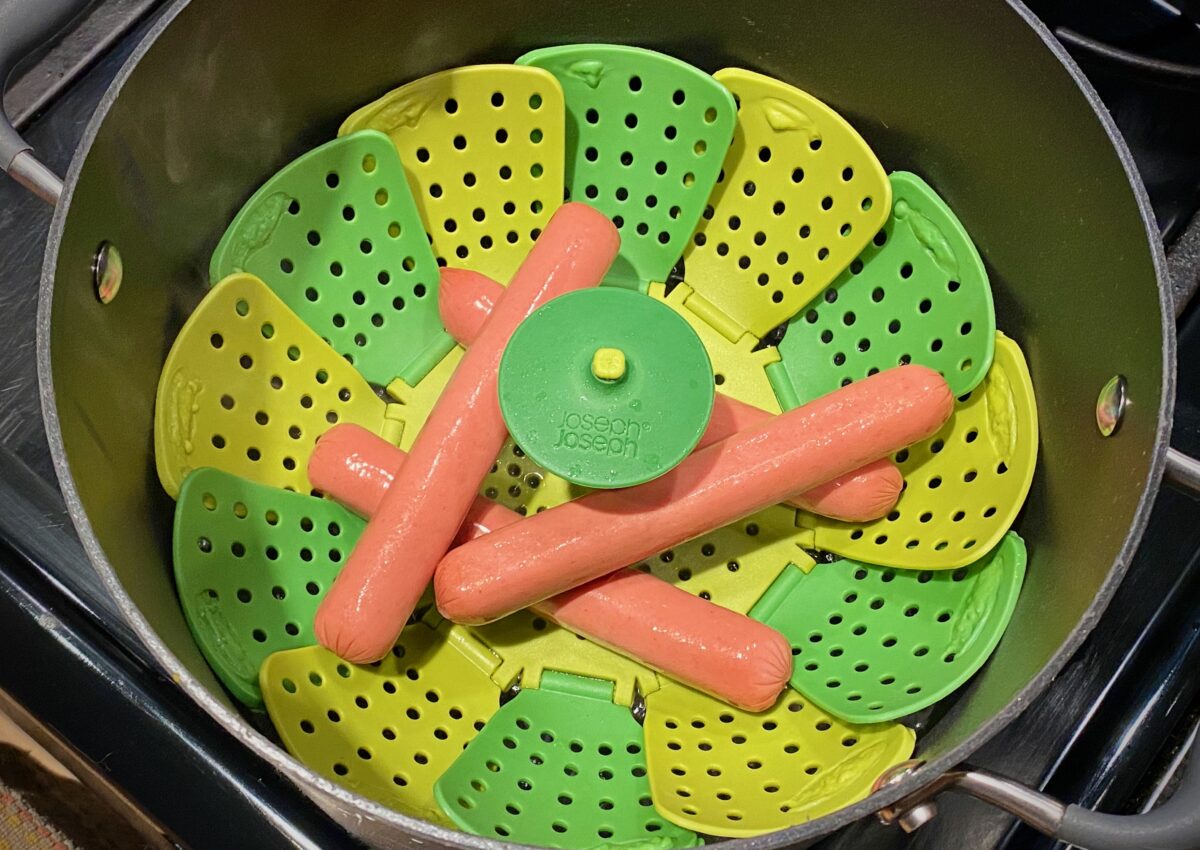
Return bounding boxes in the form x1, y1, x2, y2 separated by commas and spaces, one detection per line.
436, 366, 955, 625
439, 268, 902, 523
315, 203, 620, 663
309, 424, 792, 711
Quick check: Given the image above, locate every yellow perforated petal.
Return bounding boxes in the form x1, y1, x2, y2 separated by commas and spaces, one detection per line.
480, 440, 589, 516
636, 506, 812, 614
644, 684, 914, 837
465, 610, 660, 707
154, 274, 394, 498
260, 622, 501, 824
385, 345, 464, 452
340, 66, 566, 283
649, 281, 781, 415
800, 333, 1037, 568
682, 69, 891, 339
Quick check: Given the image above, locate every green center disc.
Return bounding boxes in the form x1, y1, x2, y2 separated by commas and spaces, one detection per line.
498, 288, 714, 488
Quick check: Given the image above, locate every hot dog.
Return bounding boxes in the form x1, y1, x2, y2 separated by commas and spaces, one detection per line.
439, 268, 902, 522
309, 424, 791, 710
435, 366, 955, 625
314, 203, 619, 663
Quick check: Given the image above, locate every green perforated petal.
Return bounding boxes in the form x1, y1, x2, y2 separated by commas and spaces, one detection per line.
174, 468, 365, 708
435, 671, 700, 849
750, 533, 1026, 723
770, 172, 994, 408
517, 45, 736, 289
210, 131, 453, 386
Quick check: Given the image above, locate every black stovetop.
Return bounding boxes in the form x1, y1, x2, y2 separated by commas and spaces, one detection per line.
0, 3, 1198, 849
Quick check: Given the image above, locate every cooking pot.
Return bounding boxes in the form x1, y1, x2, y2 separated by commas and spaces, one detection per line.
4, 0, 1200, 847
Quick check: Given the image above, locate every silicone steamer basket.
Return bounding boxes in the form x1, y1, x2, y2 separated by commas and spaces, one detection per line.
515, 45, 737, 290
260, 623, 502, 824
681, 69, 891, 341
435, 671, 701, 849
173, 467, 366, 708
642, 683, 915, 837
155, 45, 1036, 845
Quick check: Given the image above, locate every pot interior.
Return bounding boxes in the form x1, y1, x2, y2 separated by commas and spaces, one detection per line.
42, 0, 1168, 844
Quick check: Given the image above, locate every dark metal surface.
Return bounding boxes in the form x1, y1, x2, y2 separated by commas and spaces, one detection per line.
0, 0, 162, 625
816, 243, 1200, 850
1029, 0, 1200, 243
0, 521, 360, 849
1169, 210, 1200, 316
0, 0, 150, 483
0, 0, 97, 201
1009, 497, 1200, 847
0, 6, 363, 845
2, 0, 157, 129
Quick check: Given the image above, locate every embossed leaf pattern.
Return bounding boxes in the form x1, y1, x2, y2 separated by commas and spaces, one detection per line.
566, 59, 607, 88
761, 96, 820, 139
894, 197, 960, 278
985, 355, 1018, 462
164, 374, 201, 460
226, 191, 291, 272
948, 556, 1003, 655
783, 736, 888, 814
372, 93, 434, 132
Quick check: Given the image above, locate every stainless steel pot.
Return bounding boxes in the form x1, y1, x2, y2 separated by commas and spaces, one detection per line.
5, 0, 1200, 847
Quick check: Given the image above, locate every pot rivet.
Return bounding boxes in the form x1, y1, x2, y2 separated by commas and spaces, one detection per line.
1096, 374, 1128, 437
93, 241, 123, 304
896, 801, 938, 833
872, 759, 936, 830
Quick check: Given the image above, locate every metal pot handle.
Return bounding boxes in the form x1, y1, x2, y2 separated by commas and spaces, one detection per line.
877, 714, 1200, 848
0, 0, 93, 204
1167, 448, 1200, 495
878, 439, 1200, 848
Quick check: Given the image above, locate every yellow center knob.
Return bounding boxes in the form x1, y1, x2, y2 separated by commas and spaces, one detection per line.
591, 347, 626, 382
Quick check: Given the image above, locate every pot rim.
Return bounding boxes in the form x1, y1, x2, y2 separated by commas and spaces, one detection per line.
33, 0, 1178, 845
